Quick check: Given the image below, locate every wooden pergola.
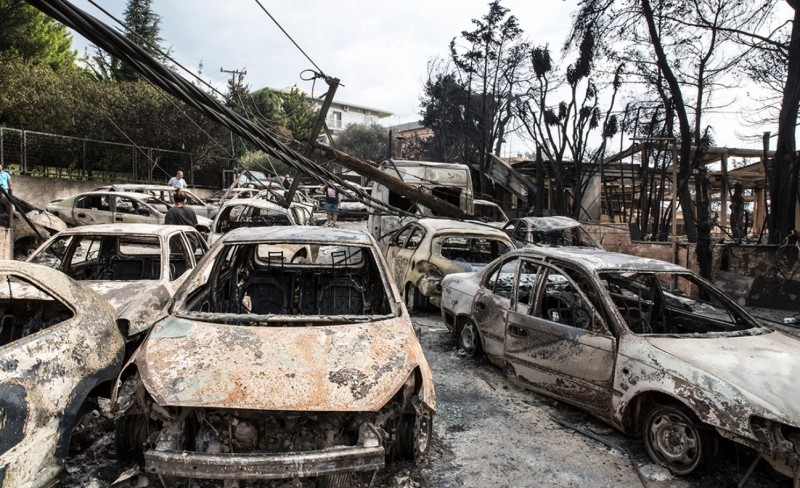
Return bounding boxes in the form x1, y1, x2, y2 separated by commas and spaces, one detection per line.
511, 142, 785, 238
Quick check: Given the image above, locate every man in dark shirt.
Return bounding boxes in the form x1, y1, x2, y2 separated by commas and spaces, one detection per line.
165, 192, 198, 227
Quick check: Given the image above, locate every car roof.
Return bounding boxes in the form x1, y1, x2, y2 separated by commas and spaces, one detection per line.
55, 223, 192, 237
511, 216, 583, 231
415, 218, 509, 236
78, 191, 154, 200
504, 246, 687, 273
474, 199, 501, 207
223, 226, 374, 245
219, 197, 291, 212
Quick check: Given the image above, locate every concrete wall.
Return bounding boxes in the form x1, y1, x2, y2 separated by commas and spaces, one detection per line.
583, 222, 800, 311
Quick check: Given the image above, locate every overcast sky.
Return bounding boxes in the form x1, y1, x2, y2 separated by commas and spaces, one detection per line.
66, 0, 790, 155
66, 0, 571, 155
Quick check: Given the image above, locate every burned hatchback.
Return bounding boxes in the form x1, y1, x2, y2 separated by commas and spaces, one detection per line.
115, 227, 435, 485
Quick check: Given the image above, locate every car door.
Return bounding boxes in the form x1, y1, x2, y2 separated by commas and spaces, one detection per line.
503, 261, 616, 416
72, 194, 112, 226
384, 224, 414, 288
397, 226, 426, 289
113, 196, 159, 224
471, 256, 520, 360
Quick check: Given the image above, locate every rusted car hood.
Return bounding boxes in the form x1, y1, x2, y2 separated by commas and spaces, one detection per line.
138, 316, 424, 412
646, 332, 800, 421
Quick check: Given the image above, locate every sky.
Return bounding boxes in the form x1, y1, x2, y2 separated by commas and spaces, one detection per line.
66, 0, 572, 155
65, 0, 791, 157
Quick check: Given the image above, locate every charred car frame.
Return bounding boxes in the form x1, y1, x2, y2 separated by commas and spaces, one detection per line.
114, 226, 435, 484
441, 246, 800, 480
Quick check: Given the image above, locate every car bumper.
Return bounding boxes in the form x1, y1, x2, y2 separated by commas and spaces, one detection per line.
144, 445, 385, 480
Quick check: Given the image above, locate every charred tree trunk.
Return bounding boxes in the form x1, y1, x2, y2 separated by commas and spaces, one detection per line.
641, 0, 698, 242
695, 168, 713, 280
770, 1, 800, 244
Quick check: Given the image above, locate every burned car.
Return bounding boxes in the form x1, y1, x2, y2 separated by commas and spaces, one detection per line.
473, 199, 509, 227
5, 194, 68, 259
115, 226, 435, 485
208, 198, 304, 244
46, 191, 213, 233
502, 216, 600, 248
384, 218, 513, 310
27, 224, 207, 347
441, 246, 800, 478
0, 261, 124, 487
96, 184, 213, 219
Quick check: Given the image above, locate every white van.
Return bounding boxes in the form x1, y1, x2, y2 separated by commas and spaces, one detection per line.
368, 160, 474, 241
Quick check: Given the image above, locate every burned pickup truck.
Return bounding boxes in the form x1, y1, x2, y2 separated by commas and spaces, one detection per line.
114, 226, 435, 485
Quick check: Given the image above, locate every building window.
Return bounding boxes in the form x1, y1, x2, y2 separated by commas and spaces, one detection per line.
328, 111, 343, 129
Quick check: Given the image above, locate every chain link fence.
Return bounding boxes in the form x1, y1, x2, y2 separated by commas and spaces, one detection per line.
0, 127, 233, 189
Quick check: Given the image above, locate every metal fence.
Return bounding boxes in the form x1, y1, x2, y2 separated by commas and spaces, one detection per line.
0, 127, 234, 189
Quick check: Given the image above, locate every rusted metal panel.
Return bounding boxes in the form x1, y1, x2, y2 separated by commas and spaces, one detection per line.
139, 316, 432, 412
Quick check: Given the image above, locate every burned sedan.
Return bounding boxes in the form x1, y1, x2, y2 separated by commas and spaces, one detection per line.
502, 216, 601, 249
208, 197, 304, 245
115, 226, 435, 485
384, 218, 513, 310
27, 224, 207, 346
0, 261, 124, 487
441, 246, 800, 479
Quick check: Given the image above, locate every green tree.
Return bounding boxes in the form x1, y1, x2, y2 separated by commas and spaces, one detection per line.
249, 87, 317, 140
0, 0, 75, 70
335, 123, 390, 163
90, 0, 166, 82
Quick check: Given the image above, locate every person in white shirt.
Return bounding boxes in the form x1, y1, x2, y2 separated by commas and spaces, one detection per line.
168, 170, 187, 189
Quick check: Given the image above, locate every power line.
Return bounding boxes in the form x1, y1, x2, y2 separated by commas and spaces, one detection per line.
251, 0, 326, 76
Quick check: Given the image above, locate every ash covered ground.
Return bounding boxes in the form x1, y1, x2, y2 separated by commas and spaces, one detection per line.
60, 312, 792, 488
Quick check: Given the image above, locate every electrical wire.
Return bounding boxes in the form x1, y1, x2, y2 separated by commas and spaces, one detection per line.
252, 0, 326, 76
37, 0, 419, 218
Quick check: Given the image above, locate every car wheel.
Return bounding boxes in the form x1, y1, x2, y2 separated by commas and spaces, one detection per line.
115, 413, 150, 465
459, 319, 482, 357
643, 404, 714, 475
397, 409, 433, 462
405, 283, 425, 312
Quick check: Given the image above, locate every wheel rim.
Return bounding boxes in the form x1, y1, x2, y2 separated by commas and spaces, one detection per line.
460, 321, 478, 355
646, 410, 702, 474
415, 411, 432, 457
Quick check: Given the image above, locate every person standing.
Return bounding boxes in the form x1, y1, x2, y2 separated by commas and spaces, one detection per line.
282, 174, 291, 190
0, 163, 12, 196
323, 178, 341, 226
165, 192, 197, 227
168, 170, 187, 189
